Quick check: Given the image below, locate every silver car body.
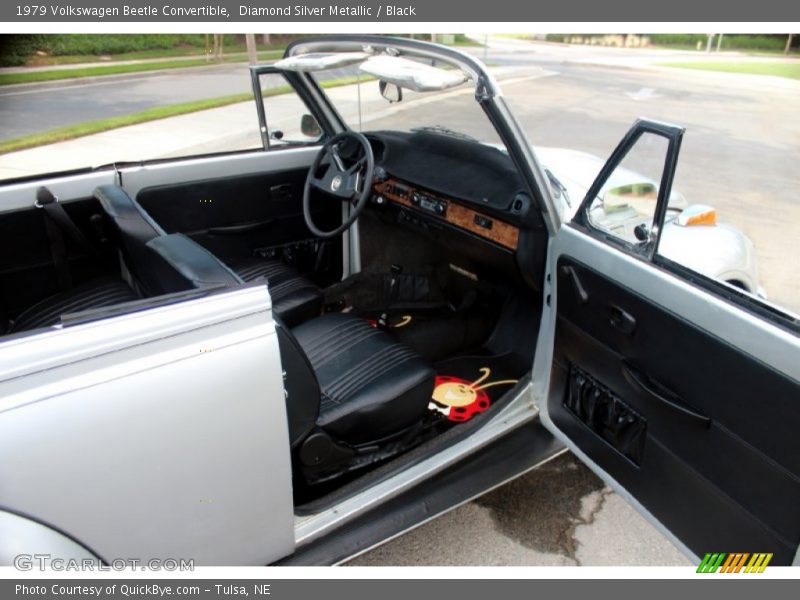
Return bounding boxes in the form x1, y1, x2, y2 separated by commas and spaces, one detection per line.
0, 274, 294, 564
0, 142, 542, 567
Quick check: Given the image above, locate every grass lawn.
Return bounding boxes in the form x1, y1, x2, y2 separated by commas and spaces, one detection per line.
22, 44, 287, 66
654, 46, 800, 57
660, 61, 800, 80
0, 93, 255, 154
448, 39, 485, 47
0, 75, 374, 155
0, 50, 285, 86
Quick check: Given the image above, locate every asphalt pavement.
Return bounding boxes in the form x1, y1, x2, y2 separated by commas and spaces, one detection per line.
0, 37, 797, 566
0, 64, 255, 139
0, 61, 354, 139
348, 452, 689, 566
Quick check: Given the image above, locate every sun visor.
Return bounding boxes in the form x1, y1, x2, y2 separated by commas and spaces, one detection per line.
274, 52, 371, 72
359, 55, 469, 92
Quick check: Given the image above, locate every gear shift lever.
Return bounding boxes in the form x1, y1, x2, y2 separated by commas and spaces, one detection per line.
377, 264, 403, 328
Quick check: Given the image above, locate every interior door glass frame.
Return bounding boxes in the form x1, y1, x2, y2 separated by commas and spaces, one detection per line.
572, 118, 685, 260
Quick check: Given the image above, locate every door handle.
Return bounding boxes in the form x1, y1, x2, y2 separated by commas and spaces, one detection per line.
270, 184, 293, 201
206, 218, 277, 235
609, 305, 636, 334
622, 362, 711, 427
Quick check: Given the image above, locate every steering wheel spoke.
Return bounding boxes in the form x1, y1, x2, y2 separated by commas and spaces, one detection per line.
329, 144, 348, 173
346, 156, 368, 174
308, 172, 327, 192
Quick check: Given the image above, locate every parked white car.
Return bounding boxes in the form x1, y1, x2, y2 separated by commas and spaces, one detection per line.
538, 146, 763, 296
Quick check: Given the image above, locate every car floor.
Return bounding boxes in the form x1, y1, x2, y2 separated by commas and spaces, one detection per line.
289, 265, 539, 504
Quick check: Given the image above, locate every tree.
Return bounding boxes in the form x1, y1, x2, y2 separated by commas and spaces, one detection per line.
245, 33, 258, 65
212, 34, 224, 61
786, 34, 794, 55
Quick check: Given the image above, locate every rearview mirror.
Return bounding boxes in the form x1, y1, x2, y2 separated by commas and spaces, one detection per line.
379, 80, 403, 104
301, 114, 322, 138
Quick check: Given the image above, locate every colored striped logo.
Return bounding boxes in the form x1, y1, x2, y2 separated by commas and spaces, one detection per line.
697, 553, 773, 573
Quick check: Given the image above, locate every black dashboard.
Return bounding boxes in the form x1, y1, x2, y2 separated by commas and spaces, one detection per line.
365, 130, 533, 223
360, 130, 548, 288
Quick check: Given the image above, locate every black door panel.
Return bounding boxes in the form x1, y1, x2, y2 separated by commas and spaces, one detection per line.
137, 169, 308, 234
135, 167, 342, 283
551, 258, 800, 563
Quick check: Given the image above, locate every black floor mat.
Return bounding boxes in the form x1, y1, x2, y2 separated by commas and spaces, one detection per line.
430, 352, 525, 423
375, 308, 494, 362
325, 266, 503, 363
324, 269, 449, 314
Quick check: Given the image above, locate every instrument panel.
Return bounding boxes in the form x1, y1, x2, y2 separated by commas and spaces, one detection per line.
372, 178, 520, 251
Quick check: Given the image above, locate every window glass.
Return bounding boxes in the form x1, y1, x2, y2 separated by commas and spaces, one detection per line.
0, 68, 325, 181
309, 62, 505, 149
656, 141, 790, 313
259, 72, 323, 146
577, 127, 796, 319
586, 132, 669, 247
156, 93, 262, 159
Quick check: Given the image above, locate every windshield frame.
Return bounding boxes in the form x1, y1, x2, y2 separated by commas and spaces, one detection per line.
278, 35, 559, 235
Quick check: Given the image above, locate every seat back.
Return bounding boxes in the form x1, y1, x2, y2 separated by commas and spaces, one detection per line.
145, 234, 243, 293
95, 184, 247, 295
94, 185, 169, 295
95, 185, 321, 446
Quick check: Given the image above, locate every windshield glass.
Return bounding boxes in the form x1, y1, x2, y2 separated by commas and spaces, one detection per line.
0, 42, 504, 182
307, 57, 505, 148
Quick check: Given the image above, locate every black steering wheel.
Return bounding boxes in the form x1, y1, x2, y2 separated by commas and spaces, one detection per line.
303, 131, 375, 239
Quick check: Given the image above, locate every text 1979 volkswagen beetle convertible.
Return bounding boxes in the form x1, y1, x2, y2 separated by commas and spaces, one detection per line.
0, 36, 798, 566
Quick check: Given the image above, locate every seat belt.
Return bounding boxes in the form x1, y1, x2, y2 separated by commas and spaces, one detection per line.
36, 186, 97, 290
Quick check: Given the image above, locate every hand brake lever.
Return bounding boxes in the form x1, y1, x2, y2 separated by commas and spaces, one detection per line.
377, 264, 403, 329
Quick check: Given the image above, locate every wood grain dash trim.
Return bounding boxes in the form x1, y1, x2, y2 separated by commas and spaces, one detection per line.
373, 179, 519, 250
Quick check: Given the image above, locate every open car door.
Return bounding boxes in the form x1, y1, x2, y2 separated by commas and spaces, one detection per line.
536, 119, 800, 565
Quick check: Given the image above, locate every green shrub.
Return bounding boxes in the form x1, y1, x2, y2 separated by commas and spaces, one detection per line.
650, 33, 791, 52
648, 33, 708, 48
0, 34, 240, 66
0, 34, 48, 66
543, 33, 794, 52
